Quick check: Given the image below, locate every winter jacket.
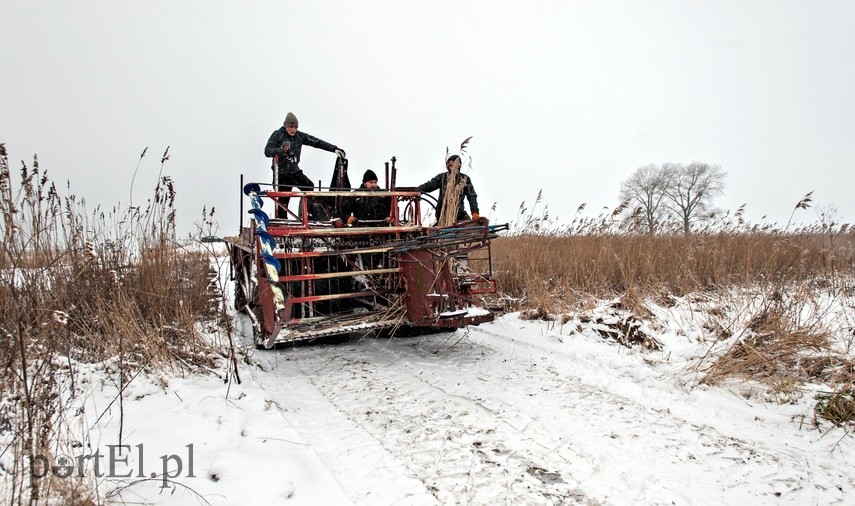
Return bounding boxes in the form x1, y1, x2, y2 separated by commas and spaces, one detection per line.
418, 171, 479, 223
264, 128, 338, 175
345, 184, 392, 224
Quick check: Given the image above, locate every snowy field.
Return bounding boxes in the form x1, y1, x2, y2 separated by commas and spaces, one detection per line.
35, 300, 854, 506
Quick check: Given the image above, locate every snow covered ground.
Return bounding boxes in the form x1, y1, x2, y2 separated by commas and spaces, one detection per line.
40, 302, 854, 505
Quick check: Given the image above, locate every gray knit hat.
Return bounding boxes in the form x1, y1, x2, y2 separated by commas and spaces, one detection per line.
284, 112, 299, 127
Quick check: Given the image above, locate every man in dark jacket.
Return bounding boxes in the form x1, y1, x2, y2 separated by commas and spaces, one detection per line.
346, 169, 392, 226
264, 112, 345, 218
418, 154, 480, 225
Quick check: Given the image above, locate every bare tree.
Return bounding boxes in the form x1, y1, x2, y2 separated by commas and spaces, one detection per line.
619, 163, 671, 234
662, 161, 727, 234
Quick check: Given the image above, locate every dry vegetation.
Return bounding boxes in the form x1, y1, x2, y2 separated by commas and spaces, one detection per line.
493, 195, 855, 427
437, 136, 473, 228
0, 144, 221, 504
494, 231, 854, 308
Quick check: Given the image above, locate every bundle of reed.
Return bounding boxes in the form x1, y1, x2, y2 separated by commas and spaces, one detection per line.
438, 162, 467, 227
437, 137, 472, 227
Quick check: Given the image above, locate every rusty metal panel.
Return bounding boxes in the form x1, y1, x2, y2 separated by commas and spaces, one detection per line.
400, 250, 457, 325
256, 276, 276, 335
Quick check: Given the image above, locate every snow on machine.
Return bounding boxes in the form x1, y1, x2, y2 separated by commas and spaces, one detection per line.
224, 156, 506, 347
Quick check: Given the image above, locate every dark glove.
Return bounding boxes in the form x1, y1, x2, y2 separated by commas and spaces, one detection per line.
334, 148, 346, 159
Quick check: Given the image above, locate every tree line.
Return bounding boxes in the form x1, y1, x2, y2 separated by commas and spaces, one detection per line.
619, 162, 727, 234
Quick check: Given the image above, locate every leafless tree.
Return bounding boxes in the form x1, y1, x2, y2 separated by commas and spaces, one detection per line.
619, 163, 671, 234
662, 161, 727, 234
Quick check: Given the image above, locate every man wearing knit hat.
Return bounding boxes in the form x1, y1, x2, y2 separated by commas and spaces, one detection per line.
417, 154, 480, 225
264, 112, 346, 218
346, 169, 393, 226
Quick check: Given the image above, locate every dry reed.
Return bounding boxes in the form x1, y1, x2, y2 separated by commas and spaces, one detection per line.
437, 137, 472, 228
494, 192, 855, 424
494, 232, 854, 309
0, 144, 219, 504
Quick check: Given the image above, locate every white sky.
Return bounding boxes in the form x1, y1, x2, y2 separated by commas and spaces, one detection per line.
2, 1, 854, 234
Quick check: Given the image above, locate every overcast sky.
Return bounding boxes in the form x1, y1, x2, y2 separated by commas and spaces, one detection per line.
2, 1, 854, 235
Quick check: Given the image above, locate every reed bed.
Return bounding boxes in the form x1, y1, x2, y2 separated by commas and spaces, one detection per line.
493, 195, 855, 426
493, 231, 855, 309
0, 144, 220, 504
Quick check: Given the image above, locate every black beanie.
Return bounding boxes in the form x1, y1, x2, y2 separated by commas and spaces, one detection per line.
447, 155, 460, 163
362, 169, 378, 183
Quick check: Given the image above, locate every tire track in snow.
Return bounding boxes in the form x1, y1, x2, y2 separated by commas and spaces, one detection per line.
463, 322, 850, 504
288, 338, 596, 505
259, 322, 850, 505
249, 353, 435, 505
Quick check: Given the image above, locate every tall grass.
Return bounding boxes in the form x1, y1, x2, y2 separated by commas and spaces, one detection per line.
494, 194, 855, 425
0, 144, 218, 504
497, 190, 853, 305
494, 231, 854, 309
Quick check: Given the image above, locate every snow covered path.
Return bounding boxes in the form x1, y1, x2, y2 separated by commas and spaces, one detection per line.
70, 313, 855, 505
242, 315, 854, 505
